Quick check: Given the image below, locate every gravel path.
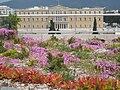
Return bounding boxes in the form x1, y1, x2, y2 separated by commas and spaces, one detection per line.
0, 79, 60, 90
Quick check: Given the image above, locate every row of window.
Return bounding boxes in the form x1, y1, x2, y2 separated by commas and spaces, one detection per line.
70, 17, 101, 21
19, 24, 102, 29
22, 18, 48, 22
17, 10, 103, 15
55, 24, 68, 29
70, 24, 101, 29
21, 17, 101, 22
20, 25, 48, 29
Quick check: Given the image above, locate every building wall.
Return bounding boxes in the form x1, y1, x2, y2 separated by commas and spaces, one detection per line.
0, 6, 14, 15
16, 5, 104, 31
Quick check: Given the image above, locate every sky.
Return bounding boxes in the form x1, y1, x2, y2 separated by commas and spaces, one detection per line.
0, 0, 11, 3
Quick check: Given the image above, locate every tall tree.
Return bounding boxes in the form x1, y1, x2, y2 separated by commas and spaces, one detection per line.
1, 14, 21, 30
93, 17, 98, 34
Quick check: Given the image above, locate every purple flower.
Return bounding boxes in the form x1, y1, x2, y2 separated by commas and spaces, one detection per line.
0, 28, 16, 39
52, 51, 61, 57
69, 38, 82, 49
0, 57, 4, 64
70, 42, 81, 49
9, 58, 20, 66
62, 52, 80, 65
38, 56, 48, 65
22, 36, 42, 46
95, 60, 119, 79
4, 42, 11, 49
106, 47, 120, 55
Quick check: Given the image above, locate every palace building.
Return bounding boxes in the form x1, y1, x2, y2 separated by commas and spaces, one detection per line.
15, 5, 104, 31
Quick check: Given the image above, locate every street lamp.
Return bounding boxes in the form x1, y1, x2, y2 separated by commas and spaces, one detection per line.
74, 15, 76, 34
30, 15, 33, 33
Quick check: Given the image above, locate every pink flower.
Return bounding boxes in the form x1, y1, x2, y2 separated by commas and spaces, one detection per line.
52, 52, 61, 57
63, 40, 68, 44
4, 42, 11, 49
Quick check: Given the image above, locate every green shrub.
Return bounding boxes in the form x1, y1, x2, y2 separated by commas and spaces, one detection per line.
53, 44, 73, 52
47, 53, 75, 81
0, 46, 5, 53
61, 69, 75, 82
108, 43, 120, 49
14, 37, 21, 44
38, 42, 48, 48
0, 39, 5, 53
21, 47, 29, 58
47, 52, 52, 61
98, 54, 106, 59
2, 49, 24, 59
49, 35, 58, 41
48, 55, 64, 72
67, 37, 75, 44
77, 51, 92, 59
115, 53, 120, 62
0, 38, 3, 46
25, 60, 37, 67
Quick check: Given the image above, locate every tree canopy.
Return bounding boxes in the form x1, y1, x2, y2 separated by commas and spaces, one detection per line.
93, 17, 98, 34
0, 14, 21, 30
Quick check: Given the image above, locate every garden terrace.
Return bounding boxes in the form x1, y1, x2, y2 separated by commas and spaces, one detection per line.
0, 28, 120, 90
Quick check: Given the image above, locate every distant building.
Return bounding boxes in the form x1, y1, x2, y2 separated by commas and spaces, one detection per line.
0, 6, 15, 15
105, 10, 119, 14
16, 5, 104, 31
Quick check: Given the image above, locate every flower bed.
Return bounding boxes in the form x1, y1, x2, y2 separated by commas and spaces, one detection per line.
0, 29, 120, 89
0, 65, 120, 89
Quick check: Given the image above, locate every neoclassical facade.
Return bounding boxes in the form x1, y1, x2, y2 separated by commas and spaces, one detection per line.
16, 5, 104, 31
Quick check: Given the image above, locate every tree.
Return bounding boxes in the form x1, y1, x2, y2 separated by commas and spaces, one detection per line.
92, 17, 98, 34
1, 14, 21, 30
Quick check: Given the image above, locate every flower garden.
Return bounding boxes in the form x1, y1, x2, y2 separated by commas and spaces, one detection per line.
0, 28, 120, 90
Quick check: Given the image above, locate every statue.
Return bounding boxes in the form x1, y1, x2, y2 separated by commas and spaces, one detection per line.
49, 20, 56, 31
48, 20, 61, 34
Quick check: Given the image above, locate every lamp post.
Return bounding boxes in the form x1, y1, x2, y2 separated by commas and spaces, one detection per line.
30, 15, 33, 33
74, 15, 76, 34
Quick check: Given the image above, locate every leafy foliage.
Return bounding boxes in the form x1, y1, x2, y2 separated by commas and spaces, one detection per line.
53, 44, 72, 52
76, 51, 92, 59
67, 37, 75, 44
47, 52, 75, 81
1, 49, 24, 59
93, 17, 98, 34
25, 59, 37, 67
38, 42, 48, 48
0, 39, 5, 53
108, 43, 120, 49
21, 47, 29, 58
48, 53, 65, 72
115, 53, 120, 62
0, 14, 21, 30
49, 35, 58, 41
14, 37, 22, 44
